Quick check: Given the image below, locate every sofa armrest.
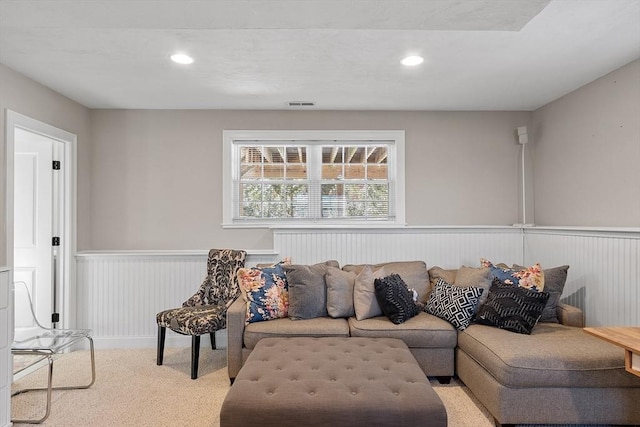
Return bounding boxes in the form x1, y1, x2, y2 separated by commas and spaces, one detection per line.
557, 303, 584, 327
227, 296, 247, 381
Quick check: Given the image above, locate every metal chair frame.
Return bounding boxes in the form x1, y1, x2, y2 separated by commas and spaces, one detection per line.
11, 281, 96, 424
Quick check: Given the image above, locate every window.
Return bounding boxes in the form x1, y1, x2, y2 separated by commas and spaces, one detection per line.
223, 130, 405, 226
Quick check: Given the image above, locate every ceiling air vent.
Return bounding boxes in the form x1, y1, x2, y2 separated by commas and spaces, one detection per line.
288, 101, 315, 107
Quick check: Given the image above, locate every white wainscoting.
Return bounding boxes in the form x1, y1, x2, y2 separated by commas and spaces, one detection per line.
273, 226, 525, 267
75, 227, 639, 349
523, 227, 639, 327
75, 251, 277, 349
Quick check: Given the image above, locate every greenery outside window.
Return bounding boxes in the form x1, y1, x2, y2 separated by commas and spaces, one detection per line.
223, 130, 405, 226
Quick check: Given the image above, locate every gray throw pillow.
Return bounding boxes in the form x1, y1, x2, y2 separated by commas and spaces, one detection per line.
325, 267, 356, 318
513, 264, 569, 323
284, 261, 339, 320
353, 265, 387, 320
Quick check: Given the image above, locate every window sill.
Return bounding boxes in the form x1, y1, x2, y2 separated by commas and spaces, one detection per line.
221, 222, 408, 230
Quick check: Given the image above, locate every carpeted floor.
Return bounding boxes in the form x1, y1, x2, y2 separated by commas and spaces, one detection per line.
11, 348, 494, 426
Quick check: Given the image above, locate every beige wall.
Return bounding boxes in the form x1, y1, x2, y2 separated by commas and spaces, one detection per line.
0, 64, 91, 266
532, 59, 640, 227
3, 58, 638, 258
89, 109, 530, 250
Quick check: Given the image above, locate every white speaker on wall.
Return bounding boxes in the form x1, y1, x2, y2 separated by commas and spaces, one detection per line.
517, 126, 528, 144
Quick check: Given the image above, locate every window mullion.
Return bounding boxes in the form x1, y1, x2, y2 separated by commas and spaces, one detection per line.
232, 144, 241, 219
308, 144, 322, 220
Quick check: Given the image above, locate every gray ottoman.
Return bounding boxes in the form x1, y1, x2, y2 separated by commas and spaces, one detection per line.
220, 337, 447, 427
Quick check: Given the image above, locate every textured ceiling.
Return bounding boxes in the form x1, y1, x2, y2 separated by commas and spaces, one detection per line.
0, 0, 639, 110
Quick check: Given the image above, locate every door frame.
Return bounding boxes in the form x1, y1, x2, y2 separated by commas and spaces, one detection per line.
5, 109, 77, 329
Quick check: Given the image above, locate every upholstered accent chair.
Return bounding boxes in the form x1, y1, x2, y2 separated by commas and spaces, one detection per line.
156, 249, 246, 379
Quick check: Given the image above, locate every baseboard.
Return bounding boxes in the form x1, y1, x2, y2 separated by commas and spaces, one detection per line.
88, 331, 228, 350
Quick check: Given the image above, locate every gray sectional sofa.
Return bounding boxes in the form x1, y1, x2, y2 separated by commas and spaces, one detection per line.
226, 260, 640, 426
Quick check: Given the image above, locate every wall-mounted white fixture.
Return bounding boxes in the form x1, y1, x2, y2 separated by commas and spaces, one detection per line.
516, 126, 532, 226
170, 54, 194, 65
401, 55, 424, 66
517, 126, 528, 144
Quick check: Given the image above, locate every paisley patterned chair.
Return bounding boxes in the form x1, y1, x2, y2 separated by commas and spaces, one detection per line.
156, 249, 246, 379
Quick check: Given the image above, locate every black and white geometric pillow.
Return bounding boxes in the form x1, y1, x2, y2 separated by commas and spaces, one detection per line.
424, 279, 484, 331
475, 278, 550, 334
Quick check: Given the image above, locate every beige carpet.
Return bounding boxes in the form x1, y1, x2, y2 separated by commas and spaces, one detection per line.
11, 348, 494, 426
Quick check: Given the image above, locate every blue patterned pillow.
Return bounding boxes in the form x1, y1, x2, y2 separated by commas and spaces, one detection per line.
424, 279, 484, 331
238, 263, 289, 323
481, 258, 545, 292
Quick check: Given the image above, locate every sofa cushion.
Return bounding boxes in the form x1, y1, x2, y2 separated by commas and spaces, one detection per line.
348, 312, 457, 349
343, 261, 430, 303
424, 278, 483, 331
458, 322, 640, 388
243, 317, 350, 349
427, 266, 457, 300
374, 273, 420, 324
475, 279, 549, 335
454, 266, 492, 311
325, 267, 356, 318
284, 261, 339, 320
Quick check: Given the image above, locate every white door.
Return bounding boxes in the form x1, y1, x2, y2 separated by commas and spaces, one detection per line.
13, 128, 62, 333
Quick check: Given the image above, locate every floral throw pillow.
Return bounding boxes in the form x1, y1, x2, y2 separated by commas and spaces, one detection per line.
238, 263, 289, 323
481, 258, 545, 292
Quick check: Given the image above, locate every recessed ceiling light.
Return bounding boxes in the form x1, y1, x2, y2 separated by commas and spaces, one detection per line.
401, 55, 424, 66
170, 54, 194, 65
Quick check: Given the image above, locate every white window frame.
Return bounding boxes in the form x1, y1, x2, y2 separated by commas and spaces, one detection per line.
222, 130, 405, 227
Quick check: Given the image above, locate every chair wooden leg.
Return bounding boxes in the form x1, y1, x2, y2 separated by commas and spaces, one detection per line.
210, 332, 216, 349
191, 335, 200, 380
157, 326, 166, 365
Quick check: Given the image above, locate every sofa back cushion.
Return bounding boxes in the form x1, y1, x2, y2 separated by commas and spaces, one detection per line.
454, 266, 492, 312
427, 266, 458, 300
343, 261, 430, 303
326, 267, 356, 318
284, 260, 340, 320
353, 266, 387, 320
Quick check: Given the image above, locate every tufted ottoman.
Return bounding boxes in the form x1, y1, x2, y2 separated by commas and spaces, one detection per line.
220, 337, 447, 427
